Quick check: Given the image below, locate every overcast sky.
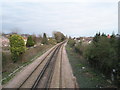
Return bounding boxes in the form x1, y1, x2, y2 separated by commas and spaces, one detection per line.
1, 0, 118, 37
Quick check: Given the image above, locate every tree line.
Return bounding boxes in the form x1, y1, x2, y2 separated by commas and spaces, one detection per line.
85, 33, 120, 86
9, 31, 65, 62
68, 33, 120, 87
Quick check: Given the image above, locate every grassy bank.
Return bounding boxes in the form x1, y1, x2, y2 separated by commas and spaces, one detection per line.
2, 44, 53, 85
66, 45, 116, 88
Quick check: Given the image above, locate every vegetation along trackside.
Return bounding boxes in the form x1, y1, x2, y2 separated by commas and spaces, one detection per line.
67, 32, 120, 88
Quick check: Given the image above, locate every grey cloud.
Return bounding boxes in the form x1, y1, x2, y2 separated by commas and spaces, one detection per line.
2, 2, 118, 37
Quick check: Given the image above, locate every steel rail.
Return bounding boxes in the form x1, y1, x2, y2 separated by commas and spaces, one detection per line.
31, 43, 63, 89
18, 43, 62, 89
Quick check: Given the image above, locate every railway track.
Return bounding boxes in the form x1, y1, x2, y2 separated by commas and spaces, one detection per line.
4, 40, 78, 89
18, 42, 65, 89
49, 42, 64, 88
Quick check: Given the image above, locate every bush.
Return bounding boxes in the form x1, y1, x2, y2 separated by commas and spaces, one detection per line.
41, 33, 48, 44
9, 34, 26, 62
84, 33, 120, 87
53, 31, 66, 43
48, 38, 57, 45
75, 42, 86, 55
85, 36, 117, 71
26, 36, 35, 47
68, 39, 76, 47
2, 51, 12, 68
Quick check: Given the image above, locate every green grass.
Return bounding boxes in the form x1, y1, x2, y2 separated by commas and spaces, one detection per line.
66, 45, 115, 88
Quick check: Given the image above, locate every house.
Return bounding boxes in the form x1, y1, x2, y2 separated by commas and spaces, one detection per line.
82, 37, 93, 44
23, 37, 27, 45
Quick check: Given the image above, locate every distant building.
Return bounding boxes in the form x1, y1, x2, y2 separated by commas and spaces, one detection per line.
2, 33, 10, 38
82, 37, 93, 44
23, 37, 27, 45
75, 37, 93, 44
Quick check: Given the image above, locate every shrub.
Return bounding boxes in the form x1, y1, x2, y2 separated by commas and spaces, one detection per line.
84, 33, 120, 87
9, 34, 26, 62
2, 51, 12, 68
53, 31, 65, 43
26, 36, 35, 47
48, 38, 56, 45
85, 36, 117, 72
68, 39, 76, 47
75, 42, 86, 55
41, 33, 48, 44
